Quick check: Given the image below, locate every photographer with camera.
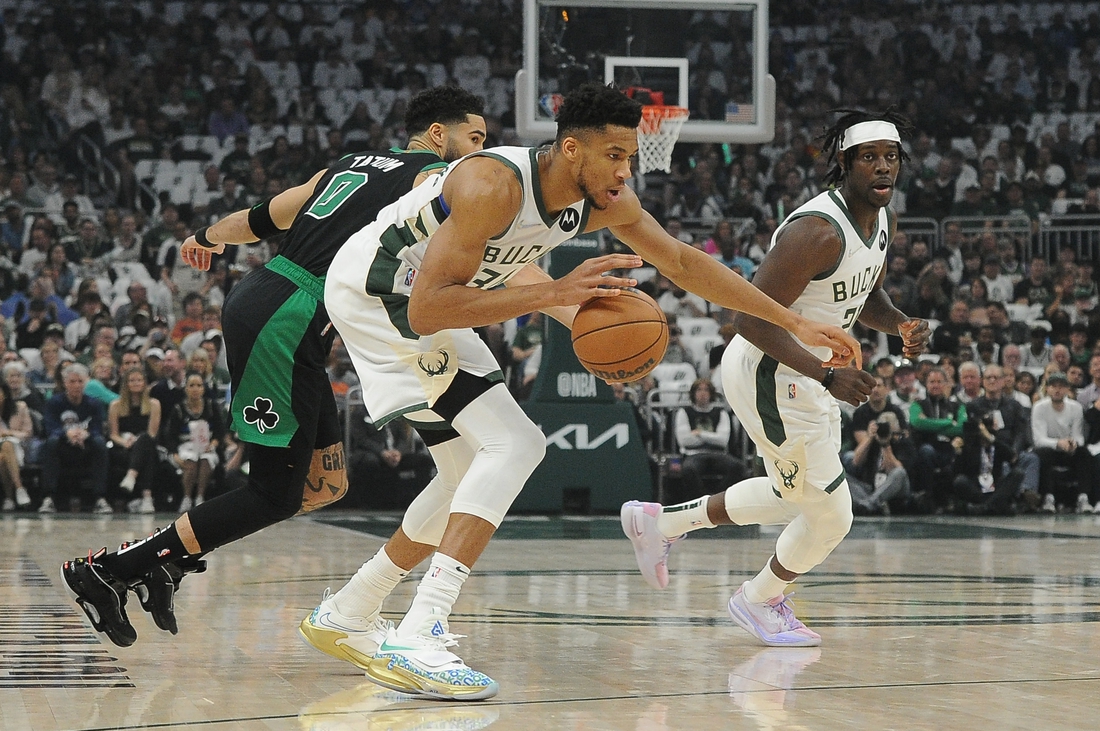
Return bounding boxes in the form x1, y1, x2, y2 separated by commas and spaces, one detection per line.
843, 375, 916, 515
965, 364, 1041, 509
952, 410, 1021, 515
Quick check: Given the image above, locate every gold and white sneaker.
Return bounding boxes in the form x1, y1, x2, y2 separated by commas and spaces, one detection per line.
299, 589, 391, 671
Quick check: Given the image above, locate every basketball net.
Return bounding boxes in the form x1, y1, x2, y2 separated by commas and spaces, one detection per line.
637, 105, 689, 174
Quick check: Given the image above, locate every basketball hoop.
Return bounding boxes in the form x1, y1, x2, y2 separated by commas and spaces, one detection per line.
637, 105, 689, 174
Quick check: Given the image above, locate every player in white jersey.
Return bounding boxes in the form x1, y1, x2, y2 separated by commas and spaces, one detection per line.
304, 84, 861, 700
623, 110, 931, 647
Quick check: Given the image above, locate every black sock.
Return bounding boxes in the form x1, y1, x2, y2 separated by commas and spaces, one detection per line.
99, 525, 190, 582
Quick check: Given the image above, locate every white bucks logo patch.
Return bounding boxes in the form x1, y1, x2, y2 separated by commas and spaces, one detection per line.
417, 349, 449, 376
243, 397, 280, 433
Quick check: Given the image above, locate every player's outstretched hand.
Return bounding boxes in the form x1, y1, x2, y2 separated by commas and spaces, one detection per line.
555, 254, 643, 306
180, 237, 225, 271
792, 318, 862, 370
898, 318, 930, 359
826, 366, 875, 407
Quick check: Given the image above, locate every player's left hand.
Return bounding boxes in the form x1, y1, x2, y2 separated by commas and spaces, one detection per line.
898, 318, 930, 358
793, 318, 862, 370
181, 237, 225, 271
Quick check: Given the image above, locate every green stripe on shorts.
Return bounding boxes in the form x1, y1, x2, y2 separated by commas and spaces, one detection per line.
365, 247, 417, 339
756, 355, 786, 447
824, 472, 845, 494
232, 288, 315, 447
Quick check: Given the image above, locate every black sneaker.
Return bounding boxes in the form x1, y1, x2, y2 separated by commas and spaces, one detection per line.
60, 549, 138, 647
130, 555, 207, 635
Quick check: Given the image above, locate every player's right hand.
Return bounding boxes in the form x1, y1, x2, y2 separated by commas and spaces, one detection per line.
180, 237, 225, 271
826, 366, 875, 407
555, 254, 642, 305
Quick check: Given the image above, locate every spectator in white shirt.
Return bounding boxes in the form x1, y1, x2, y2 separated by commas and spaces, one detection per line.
1031, 371, 1093, 513
980, 255, 1015, 304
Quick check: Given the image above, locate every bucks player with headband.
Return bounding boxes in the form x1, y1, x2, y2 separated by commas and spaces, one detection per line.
306, 83, 859, 701
623, 109, 930, 647
60, 87, 487, 649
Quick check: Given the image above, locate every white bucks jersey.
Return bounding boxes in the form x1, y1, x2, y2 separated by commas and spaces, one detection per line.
772, 189, 892, 360
352, 146, 590, 329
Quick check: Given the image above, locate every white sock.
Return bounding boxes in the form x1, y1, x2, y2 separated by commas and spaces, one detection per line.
396, 553, 470, 638
743, 559, 790, 604
331, 545, 409, 620
656, 496, 715, 537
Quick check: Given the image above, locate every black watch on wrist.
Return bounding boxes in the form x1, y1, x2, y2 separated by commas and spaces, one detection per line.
821, 367, 836, 390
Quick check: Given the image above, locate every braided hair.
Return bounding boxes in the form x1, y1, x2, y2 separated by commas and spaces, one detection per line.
820, 108, 914, 188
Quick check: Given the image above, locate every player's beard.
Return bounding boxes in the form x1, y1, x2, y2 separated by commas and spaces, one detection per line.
443, 137, 463, 163
576, 162, 605, 210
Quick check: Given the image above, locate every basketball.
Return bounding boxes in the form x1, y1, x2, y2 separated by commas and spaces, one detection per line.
571, 289, 668, 382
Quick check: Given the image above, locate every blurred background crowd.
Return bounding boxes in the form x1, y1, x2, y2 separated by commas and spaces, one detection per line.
1, 0, 1099, 516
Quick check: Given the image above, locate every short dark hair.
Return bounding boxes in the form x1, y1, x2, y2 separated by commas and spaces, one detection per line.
405, 86, 485, 137
555, 83, 642, 143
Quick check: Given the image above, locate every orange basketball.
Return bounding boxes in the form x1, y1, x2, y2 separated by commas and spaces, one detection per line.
571, 289, 669, 382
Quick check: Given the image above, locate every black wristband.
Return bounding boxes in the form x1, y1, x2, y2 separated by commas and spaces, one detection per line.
821, 367, 836, 390
194, 227, 216, 249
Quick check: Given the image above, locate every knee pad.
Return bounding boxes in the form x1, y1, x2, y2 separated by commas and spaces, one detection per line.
401, 437, 475, 546
299, 443, 348, 513
447, 385, 546, 528
775, 482, 853, 575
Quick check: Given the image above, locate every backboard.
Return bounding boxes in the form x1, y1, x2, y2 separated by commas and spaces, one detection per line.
516, 0, 774, 144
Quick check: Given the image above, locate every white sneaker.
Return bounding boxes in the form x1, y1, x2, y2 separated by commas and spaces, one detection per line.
195, 495, 204, 506
2, 498, 13, 512
1041, 493, 1057, 513
1093, 501, 1100, 515
298, 589, 391, 671
620, 500, 684, 590
366, 608, 499, 701
727, 582, 822, 648
178, 496, 193, 513
139, 496, 155, 514
1076, 493, 1092, 514
93, 497, 113, 514
37, 496, 55, 513
14, 487, 30, 507
119, 474, 136, 492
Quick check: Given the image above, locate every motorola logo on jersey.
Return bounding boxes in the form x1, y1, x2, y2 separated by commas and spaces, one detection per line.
878, 230, 888, 250
558, 208, 580, 233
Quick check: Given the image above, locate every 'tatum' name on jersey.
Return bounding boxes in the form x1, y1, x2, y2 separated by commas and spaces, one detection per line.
831, 263, 882, 302
346, 155, 405, 172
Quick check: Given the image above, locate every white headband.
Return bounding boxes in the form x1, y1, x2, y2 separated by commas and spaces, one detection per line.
839, 120, 901, 151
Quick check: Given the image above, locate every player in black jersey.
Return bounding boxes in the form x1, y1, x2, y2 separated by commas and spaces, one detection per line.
61, 86, 486, 648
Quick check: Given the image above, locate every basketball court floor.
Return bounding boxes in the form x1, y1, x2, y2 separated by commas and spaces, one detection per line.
3, 510, 1099, 730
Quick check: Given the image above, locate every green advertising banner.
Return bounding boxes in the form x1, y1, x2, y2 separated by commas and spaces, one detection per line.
515, 233, 653, 512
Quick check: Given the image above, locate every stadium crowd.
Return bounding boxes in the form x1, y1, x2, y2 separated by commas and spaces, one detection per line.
0, 0, 1099, 514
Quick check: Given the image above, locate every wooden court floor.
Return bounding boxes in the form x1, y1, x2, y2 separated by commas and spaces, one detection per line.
2, 511, 1099, 730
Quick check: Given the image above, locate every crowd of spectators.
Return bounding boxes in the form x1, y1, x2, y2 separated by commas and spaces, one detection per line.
2, 1, 1100, 513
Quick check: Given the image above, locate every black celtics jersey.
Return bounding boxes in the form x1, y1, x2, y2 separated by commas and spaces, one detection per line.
278, 149, 447, 276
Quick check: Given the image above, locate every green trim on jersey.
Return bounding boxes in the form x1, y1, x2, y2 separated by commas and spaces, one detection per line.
755, 355, 786, 446
470, 151, 524, 240
824, 471, 846, 494
828, 190, 880, 249
528, 148, 555, 227
232, 289, 316, 447
387, 146, 448, 174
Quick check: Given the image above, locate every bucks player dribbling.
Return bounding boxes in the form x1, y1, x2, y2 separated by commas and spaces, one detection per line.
623, 110, 931, 646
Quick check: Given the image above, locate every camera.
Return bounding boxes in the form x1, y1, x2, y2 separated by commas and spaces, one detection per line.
875, 415, 895, 443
